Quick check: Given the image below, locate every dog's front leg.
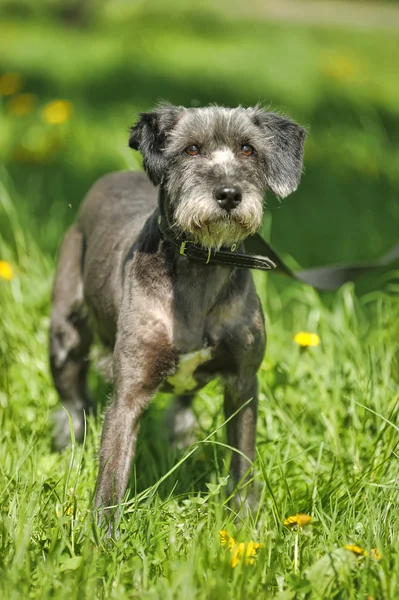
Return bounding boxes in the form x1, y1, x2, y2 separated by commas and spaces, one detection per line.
94, 321, 176, 526
94, 393, 144, 522
224, 376, 258, 505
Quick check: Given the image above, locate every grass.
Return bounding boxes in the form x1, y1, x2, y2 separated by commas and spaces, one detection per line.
1, 3, 399, 598
1, 177, 399, 598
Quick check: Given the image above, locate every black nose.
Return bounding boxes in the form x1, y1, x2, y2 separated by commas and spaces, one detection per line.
215, 186, 242, 211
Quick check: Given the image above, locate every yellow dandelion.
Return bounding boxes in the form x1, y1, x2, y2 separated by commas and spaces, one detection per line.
42, 100, 73, 125
7, 93, 37, 116
230, 541, 263, 568
284, 513, 312, 528
56, 505, 73, 517
293, 332, 321, 348
219, 530, 237, 550
344, 544, 367, 557
219, 531, 263, 567
370, 548, 382, 561
0, 72, 23, 96
323, 55, 358, 83
0, 261, 13, 281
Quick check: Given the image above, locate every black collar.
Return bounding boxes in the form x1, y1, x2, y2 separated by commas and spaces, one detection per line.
157, 189, 277, 272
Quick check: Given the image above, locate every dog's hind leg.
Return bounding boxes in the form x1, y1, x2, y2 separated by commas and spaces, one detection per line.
224, 376, 258, 508
50, 226, 93, 450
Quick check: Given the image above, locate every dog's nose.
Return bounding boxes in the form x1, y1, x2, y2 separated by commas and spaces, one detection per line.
215, 186, 242, 211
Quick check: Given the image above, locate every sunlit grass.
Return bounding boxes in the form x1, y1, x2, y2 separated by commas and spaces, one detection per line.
1, 182, 398, 598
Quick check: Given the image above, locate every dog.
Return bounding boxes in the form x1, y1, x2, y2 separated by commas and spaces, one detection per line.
49, 103, 306, 519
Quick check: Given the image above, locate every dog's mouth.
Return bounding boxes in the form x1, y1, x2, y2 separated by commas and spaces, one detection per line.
171, 191, 264, 250
179, 214, 259, 251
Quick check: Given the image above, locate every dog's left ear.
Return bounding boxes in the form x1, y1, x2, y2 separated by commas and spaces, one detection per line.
249, 109, 307, 199
129, 103, 182, 185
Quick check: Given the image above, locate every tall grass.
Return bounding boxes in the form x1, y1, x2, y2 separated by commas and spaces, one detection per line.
1, 180, 399, 598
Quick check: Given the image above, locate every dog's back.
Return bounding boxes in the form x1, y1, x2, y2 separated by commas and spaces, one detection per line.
76, 171, 157, 332
77, 171, 157, 242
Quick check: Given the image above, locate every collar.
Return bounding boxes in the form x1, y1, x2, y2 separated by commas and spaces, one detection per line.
157, 189, 277, 272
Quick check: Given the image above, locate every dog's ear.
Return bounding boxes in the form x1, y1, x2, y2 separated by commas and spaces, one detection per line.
249, 108, 306, 199
129, 104, 182, 185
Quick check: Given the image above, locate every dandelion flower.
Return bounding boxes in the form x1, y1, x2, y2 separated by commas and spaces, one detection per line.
284, 513, 312, 528
293, 332, 320, 348
323, 55, 358, 83
219, 530, 263, 567
56, 505, 73, 517
344, 544, 367, 557
0, 72, 23, 96
0, 261, 13, 281
220, 530, 237, 550
370, 548, 382, 561
7, 93, 37, 116
230, 541, 263, 568
42, 100, 73, 125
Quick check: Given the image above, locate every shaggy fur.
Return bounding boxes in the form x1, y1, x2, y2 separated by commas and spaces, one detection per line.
130, 104, 305, 249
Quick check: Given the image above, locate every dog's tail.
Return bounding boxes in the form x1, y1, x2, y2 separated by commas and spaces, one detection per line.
246, 234, 399, 291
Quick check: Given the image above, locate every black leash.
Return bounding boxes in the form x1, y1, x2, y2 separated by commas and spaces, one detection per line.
245, 235, 399, 291
158, 189, 399, 290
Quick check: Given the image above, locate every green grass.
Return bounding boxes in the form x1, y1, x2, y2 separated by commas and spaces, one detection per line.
1, 4, 399, 598
1, 179, 399, 598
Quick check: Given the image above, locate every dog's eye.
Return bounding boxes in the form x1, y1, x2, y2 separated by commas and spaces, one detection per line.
185, 144, 200, 156
241, 144, 254, 157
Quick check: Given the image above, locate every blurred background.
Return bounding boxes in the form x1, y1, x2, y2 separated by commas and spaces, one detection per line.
0, 0, 398, 269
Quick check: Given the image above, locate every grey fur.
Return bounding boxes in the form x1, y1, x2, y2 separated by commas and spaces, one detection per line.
49, 103, 306, 526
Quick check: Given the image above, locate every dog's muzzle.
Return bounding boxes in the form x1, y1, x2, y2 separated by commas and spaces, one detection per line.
215, 186, 242, 212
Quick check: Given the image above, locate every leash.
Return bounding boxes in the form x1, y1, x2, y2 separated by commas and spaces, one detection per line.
157, 189, 399, 289
245, 234, 399, 291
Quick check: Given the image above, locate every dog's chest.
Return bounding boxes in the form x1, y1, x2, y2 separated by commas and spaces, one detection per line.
166, 347, 213, 395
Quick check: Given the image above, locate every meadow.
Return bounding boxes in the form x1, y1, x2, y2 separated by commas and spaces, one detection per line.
1, 2, 399, 598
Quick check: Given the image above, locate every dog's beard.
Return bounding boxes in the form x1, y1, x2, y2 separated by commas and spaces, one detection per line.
172, 192, 263, 251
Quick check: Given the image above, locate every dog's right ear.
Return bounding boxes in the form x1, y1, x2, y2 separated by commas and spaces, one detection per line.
129, 104, 182, 185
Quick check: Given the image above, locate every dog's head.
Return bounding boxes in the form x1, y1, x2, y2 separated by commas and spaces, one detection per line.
130, 103, 306, 250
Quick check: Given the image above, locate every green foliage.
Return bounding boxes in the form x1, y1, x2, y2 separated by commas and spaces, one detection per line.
0, 3, 398, 264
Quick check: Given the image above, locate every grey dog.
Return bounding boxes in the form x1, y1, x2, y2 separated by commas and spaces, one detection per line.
49, 103, 306, 516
